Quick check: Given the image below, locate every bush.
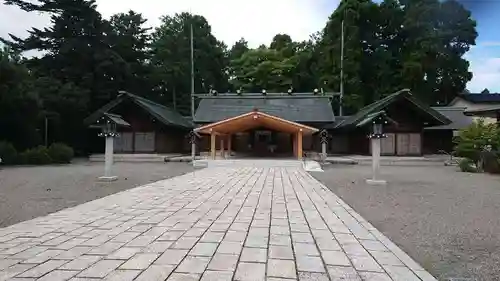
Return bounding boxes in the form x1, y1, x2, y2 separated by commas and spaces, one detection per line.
454, 119, 500, 165
459, 158, 478, 173
19, 146, 52, 165
48, 143, 74, 164
0, 141, 18, 165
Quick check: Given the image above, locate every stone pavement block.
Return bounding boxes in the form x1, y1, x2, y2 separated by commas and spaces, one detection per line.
269, 235, 291, 246
87, 242, 124, 256
358, 271, 392, 281
120, 253, 159, 270
59, 255, 101, 270
176, 256, 210, 274
10, 247, 48, 260
350, 256, 383, 272
292, 232, 314, 243
270, 226, 290, 235
414, 269, 438, 281
240, 247, 267, 263
217, 241, 243, 255
110, 232, 140, 243
158, 231, 185, 241
343, 244, 369, 257
16, 260, 67, 278
207, 254, 238, 272
77, 259, 124, 278
296, 256, 326, 273
200, 232, 225, 243
171, 237, 198, 250
107, 247, 141, 260
103, 269, 141, 281
125, 235, 157, 247
268, 245, 294, 260
369, 251, 404, 266
36, 269, 79, 281
167, 272, 200, 281
294, 243, 319, 256
298, 272, 330, 281
190, 242, 218, 256
22, 249, 64, 264
267, 259, 296, 279
383, 265, 421, 281
360, 240, 388, 252
321, 250, 351, 266
142, 241, 173, 253
327, 266, 360, 280
135, 264, 175, 281
224, 231, 246, 243
244, 235, 268, 248
53, 246, 92, 260
0, 263, 35, 280
234, 262, 266, 281
0, 259, 21, 271
201, 270, 233, 281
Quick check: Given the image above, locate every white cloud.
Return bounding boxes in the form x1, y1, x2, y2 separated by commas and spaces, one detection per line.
467, 57, 500, 92
0, 0, 335, 48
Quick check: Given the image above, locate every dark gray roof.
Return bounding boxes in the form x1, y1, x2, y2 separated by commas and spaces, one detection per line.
426, 107, 473, 130
194, 93, 335, 123
333, 89, 450, 129
84, 91, 193, 129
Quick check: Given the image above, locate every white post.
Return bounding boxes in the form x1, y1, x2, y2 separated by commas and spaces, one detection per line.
321, 142, 327, 160
366, 126, 386, 185
372, 138, 381, 180
99, 136, 118, 181
191, 142, 196, 161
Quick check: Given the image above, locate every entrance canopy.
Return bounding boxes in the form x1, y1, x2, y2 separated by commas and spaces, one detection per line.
194, 110, 319, 135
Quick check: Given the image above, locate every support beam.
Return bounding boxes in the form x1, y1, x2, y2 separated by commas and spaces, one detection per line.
297, 130, 303, 160
227, 135, 232, 157
292, 134, 297, 158
210, 132, 216, 160
220, 137, 225, 158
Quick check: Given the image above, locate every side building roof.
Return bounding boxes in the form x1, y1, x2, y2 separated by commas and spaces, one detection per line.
84, 91, 193, 129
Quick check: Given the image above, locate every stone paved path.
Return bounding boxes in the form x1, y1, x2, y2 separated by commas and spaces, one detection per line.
0, 167, 436, 281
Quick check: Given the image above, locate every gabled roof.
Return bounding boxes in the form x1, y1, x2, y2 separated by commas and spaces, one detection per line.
426, 107, 473, 130
84, 91, 193, 129
194, 92, 335, 123
465, 104, 500, 118
333, 89, 451, 129
194, 110, 319, 135
451, 93, 500, 104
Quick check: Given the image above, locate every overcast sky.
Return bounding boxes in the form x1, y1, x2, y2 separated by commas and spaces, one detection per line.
1, 0, 498, 93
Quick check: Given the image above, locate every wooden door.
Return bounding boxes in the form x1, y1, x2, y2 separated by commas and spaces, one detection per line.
134, 132, 155, 152
396, 134, 410, 156
381, 133, 396, 155
114, 132, 133, 152
408, 133, 421, 155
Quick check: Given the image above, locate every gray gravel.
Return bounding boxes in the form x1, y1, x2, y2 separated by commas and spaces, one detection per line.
311, 164, 500, 281
0, 161, 195, 228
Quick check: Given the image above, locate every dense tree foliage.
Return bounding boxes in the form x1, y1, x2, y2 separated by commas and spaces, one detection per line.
0, 0, 478, 153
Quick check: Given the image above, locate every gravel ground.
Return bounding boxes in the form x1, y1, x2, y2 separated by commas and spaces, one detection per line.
0, 161, 195, 228
311, 164, 500, 281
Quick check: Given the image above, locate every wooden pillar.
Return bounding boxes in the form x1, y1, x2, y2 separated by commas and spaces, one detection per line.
220, 137, 225, 158
210, 132, 216, 160
227, 135, 232, 157
297, 130, 303, 160
292, 133, 297, 158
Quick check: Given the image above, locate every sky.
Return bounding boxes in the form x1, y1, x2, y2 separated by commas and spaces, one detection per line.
0, 0, 498, 93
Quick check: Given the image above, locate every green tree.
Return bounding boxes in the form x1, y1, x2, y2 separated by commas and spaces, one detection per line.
0, 47, 42, 149
109, 11, 153, 95
150, 12, 229, 114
